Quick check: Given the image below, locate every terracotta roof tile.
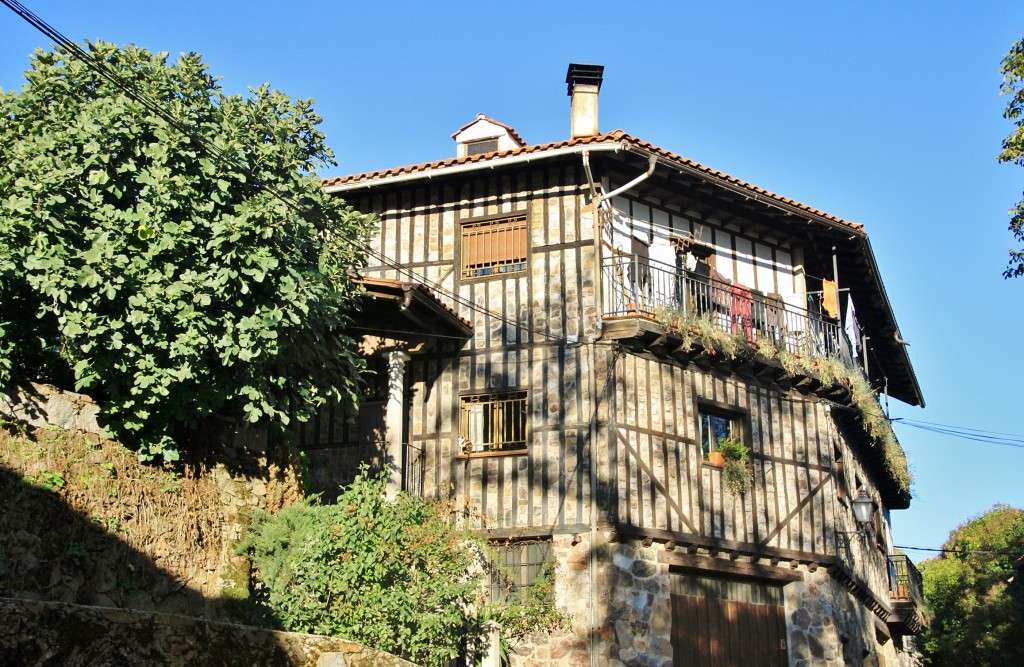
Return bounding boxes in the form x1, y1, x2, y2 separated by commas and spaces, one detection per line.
357, 276, 472, 330
324, 131, 863, 233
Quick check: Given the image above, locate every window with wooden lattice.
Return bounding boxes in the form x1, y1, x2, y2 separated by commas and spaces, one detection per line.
459, 390, 528, 454
460, 215, 528, 279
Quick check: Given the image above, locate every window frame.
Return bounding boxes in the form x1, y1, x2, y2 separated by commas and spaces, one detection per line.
696, 401, 746, 461
465, 137, 500, 155
458, 211, 530, 282
456, 389, 529, 457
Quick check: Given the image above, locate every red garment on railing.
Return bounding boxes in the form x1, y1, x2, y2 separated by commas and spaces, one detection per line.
730, 284, 753, 341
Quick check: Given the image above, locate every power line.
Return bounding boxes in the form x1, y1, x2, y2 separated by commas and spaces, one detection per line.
895, 545, 1023, 557
1, 0, 564, 345
893, 418, 1024, 449
897, 418, 1024, 438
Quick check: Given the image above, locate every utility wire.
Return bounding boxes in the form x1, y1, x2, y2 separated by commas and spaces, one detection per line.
895, 545, 1023, 557
2, 0, 564, 344
893, 418, 1024, 449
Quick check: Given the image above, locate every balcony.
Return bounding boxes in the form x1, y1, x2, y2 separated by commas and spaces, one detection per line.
601, 254, 857, 368
887, 554, 927, 634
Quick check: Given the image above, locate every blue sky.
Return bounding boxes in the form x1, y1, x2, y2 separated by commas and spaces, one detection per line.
3, 1, 1023, 560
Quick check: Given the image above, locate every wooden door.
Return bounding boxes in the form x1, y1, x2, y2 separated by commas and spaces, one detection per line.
670, 574, 788, 666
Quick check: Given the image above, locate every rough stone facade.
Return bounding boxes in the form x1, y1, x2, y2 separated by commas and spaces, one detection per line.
1, 382, 108, 437
506, 536, 921, 667
785, 571, 908, 667
602, 541, 672, 667
507, 534, 593, 667
504, 536, 675, 667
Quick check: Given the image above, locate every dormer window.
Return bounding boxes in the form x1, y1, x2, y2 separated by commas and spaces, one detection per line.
452, 113, 525, 158
466, 138, 500, 155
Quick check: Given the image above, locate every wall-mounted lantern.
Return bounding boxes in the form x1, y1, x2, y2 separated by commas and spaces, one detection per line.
851, 492, 874, 528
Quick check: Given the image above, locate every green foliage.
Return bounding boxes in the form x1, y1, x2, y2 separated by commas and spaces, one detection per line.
485, 558, 566, 646
919, 505, 1024, 666
239, 467, 486, 666
32, 470, 66, 493
717, 437, 751, 495
239, 468, 565, 664
1000, 38, 1024, 278
716, 436, 747, 462
0, 42, 372, 461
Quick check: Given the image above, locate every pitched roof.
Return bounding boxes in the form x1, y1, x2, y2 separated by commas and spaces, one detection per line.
323, 130, 864, 234
450, 113, 526, 146
358, 277, 472, 331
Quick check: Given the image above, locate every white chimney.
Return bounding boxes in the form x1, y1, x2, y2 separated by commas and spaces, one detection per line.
566, 63, 604, 138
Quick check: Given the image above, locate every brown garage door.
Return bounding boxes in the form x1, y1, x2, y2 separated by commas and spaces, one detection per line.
671, 574, 788, 667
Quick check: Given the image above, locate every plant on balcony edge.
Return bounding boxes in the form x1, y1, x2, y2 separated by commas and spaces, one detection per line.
717, 437, 751, 495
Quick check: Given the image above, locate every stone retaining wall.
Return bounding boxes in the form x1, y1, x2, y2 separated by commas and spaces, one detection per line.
0, 597, 412, 667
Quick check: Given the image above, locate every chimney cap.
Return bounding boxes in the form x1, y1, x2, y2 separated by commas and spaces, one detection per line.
566, 63, 604, 96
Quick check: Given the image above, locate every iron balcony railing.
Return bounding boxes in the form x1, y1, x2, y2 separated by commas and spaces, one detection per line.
888, 553, 924, 604
602, 254, 857, 368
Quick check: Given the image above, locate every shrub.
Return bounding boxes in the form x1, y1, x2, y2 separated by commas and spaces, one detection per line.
238, 467, 484, 665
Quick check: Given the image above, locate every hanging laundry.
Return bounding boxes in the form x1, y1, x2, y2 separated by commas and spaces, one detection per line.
822, 279, 839, 319
844, 294, 861, 359
730, 283, 754, 341
630, 234, 651, 288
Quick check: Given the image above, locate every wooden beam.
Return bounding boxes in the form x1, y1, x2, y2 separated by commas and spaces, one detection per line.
615, 524, 836, 568
616, 430, 698, 534
659, 550, 805, 583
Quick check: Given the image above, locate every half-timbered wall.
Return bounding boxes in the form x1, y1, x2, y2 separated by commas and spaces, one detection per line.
347, 161, 600, 534
604, 351, 894, 594
330, 158, 907, 667
339, 159, 895, 580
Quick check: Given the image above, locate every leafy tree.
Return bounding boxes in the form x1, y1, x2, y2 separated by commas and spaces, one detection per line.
999, 38, 1024, 278
0, 42, 372, 460
918, 505, 1024, 666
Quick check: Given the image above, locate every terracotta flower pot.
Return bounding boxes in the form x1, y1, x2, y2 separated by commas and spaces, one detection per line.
707, 451, 726, 467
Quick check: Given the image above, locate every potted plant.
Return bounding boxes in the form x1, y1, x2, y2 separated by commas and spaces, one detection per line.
717, 436, 751, 495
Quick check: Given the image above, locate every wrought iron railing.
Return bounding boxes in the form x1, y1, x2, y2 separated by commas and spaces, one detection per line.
888, 553, 924, 604
602, 254, 856, 367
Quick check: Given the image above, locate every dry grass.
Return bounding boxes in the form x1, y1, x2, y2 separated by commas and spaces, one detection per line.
0, 423, 226, 603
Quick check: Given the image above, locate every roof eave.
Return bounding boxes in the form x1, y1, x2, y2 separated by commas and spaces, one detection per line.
324, 139, 628, 193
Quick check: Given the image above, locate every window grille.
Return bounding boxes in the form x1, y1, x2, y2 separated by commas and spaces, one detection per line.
461, 217, 528, 279
466, 138, 499, 155
459, 390, 528, 453
489, 540, 552, 603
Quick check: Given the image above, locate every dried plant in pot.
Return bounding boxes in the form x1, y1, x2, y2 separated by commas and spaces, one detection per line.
717, 437, 751, 495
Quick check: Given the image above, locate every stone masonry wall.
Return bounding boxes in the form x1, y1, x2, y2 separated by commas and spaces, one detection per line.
601, 540, 672, 667
508, 533, 592, 667
785, 570, 906, 667
0, 597, 413, 667
504, 535, 673, 667
485, 532, 926, 667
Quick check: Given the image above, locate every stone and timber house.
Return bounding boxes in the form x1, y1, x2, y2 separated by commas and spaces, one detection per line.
306, 64, 927, 666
